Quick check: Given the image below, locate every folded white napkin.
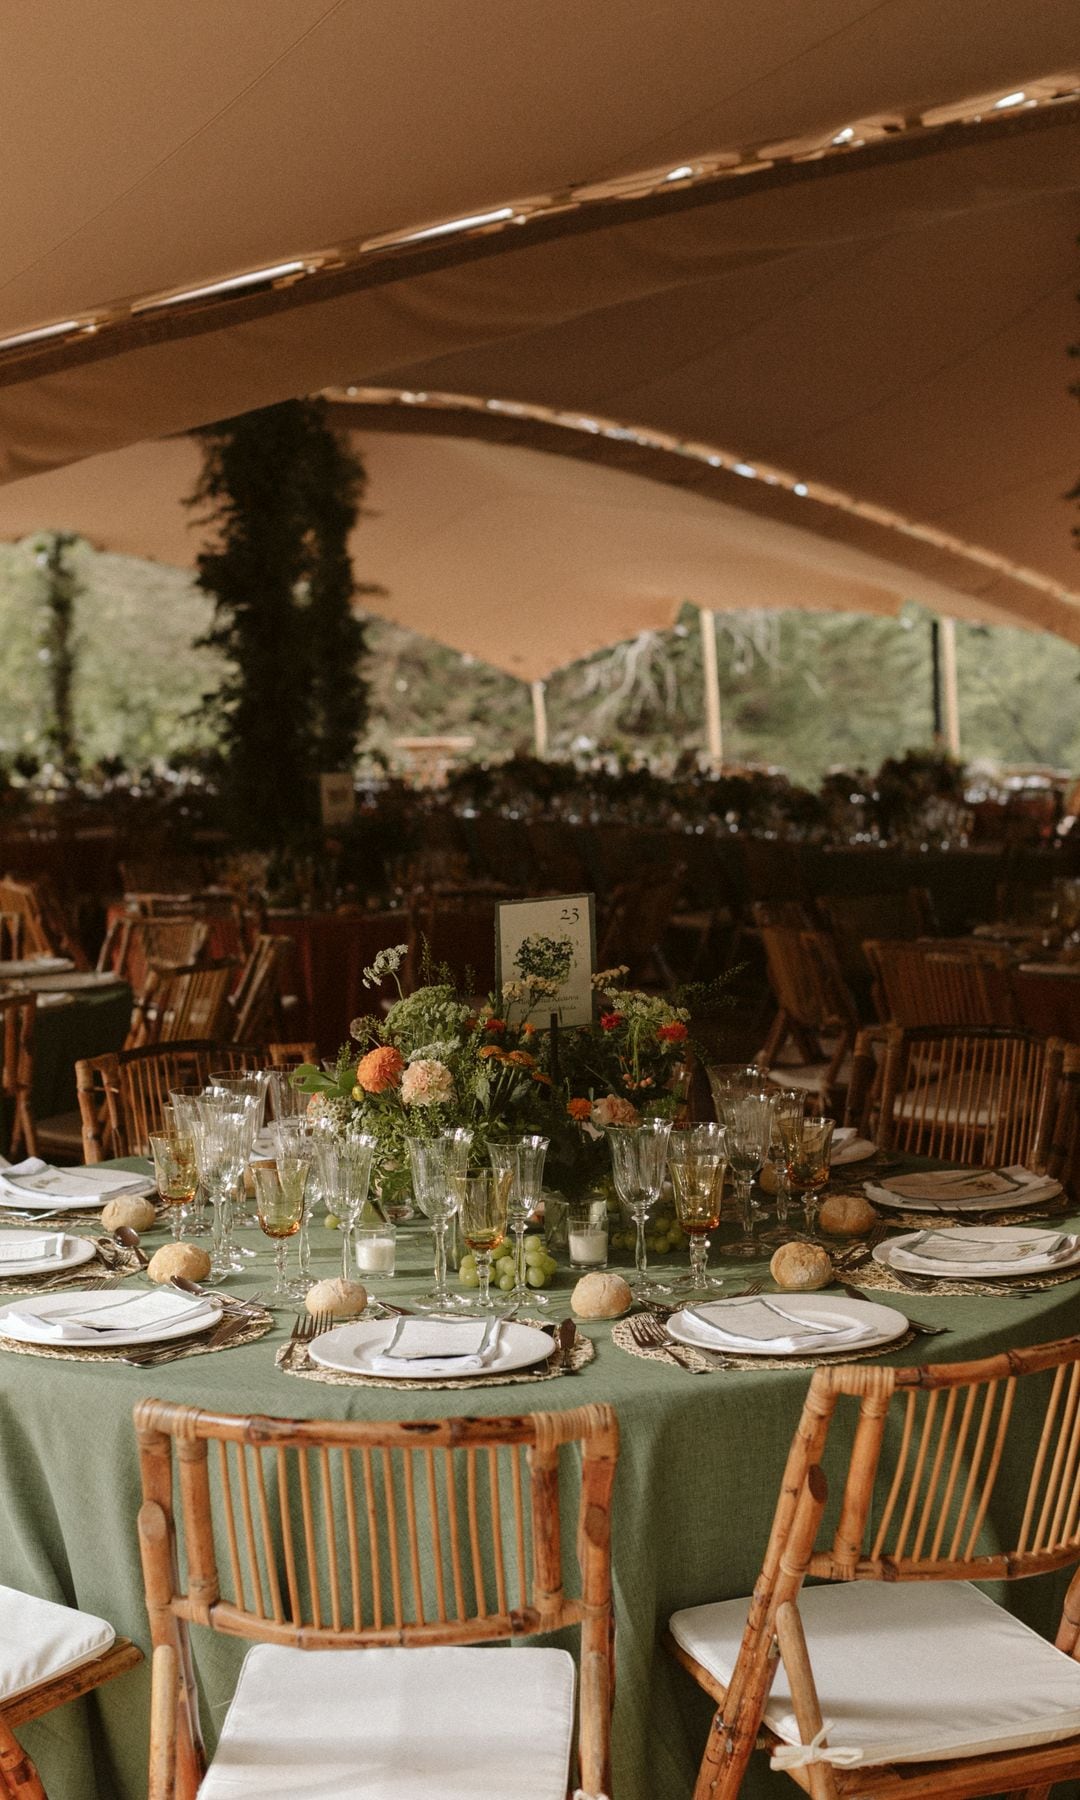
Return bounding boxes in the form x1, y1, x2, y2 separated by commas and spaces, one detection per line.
832, 1135, 876, 1165
0, 1235, 67, 1265
866, 1165, 1060, 1210
0, 1160, 150, 1204
904, 1225, 1067, 1267
370, 1317, 502, 1376
685, 1298, 872, 1354
0, 1290, 214, 1342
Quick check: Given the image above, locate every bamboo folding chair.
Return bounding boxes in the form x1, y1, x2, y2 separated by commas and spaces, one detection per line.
135, 1399, 619, 1800
0, 875, 86, 969
0, 913, 22, 961
756, 927, 859, 1111
669, 1336, 1080, 1800
76, 1040, 267, 1159
128, 960, 239, 1048
229, 934, 290, 1044
98, 917, 210, 985
869, 1023, 1069, 1168
864, 939, 1017, 1029
0, 1588, 140, 1800
0, 992, 36, 1159
266, 1041, 317, 1070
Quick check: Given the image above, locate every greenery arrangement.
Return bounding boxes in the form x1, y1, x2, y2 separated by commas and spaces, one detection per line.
293, 947, 695, 1204
189, 398, 379, 848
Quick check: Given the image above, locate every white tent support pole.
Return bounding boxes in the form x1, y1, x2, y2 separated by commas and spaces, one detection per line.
531, 678, 549, 758
940, 615, 960, 757
699, 606, 723, 769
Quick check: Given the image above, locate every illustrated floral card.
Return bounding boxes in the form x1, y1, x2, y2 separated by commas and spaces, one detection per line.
495, 894, 596, 1027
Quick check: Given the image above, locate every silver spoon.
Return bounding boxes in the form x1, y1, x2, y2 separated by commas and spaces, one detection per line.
112, 1225, 149, 1267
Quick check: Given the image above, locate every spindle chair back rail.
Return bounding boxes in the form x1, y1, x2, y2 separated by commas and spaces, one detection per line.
0, 991, 36, 1159
874, 1023, 1067, 1167
77, 1040, 268, 1159
100, 918, 210, 986
135, 1400, 619, 1800
863, 939, 1017, 1029
128, 960, 239, 1048
672, 1336, 1080, 1800
266, 1041, 317, 1070
230, 934, 290, 1044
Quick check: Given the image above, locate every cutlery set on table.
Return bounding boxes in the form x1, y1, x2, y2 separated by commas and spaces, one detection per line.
278, 1308, 586, 1382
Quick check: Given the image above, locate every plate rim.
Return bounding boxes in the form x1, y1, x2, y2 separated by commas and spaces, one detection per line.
873, 1230, 1080, 1279
666, 1292, 908, 1357
0, 1230, 97, 1276
308, 1315, 554, 1377
0, 1289, 221, 1348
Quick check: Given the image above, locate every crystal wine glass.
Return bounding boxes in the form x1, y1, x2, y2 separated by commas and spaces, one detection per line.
192, 1098, 247, 1277
317, 1133, 377, 1280
667, 1122, 728, 1292
779, 1115, 835, 1232
253, 1161, 307, 1303
606, 1118, 672, 1290
149, 1115, 198, 1240
766, 1090, 805, 1232
407, 1130, 471, 1311
714, 1090, 774, 1258
457, 1169, 512, 1313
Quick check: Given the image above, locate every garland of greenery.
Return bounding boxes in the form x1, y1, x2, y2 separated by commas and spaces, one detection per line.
36, 531, 80, 774
189, 398, 376, 848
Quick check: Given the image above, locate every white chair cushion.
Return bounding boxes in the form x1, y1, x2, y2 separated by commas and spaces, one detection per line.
0, 1583, 115, 1703
198, 1644, 575, 1800
670, 1579, 1080, 1767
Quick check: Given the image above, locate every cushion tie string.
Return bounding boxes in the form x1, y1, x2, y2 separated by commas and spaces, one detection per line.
770, 1722, 864, 1771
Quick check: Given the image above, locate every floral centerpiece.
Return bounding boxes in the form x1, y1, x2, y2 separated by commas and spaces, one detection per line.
293, 946, 700, 1207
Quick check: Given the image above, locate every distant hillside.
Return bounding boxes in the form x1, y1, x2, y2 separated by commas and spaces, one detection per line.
0, 536, 1076, 781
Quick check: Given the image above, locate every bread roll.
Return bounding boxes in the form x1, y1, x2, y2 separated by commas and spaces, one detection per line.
101, 1194, 158, 1233
305, 1277, 368, 1319
818, 1193, 878, 1237
571, 1270, 632, 1319
147, 1242, 211, 1284
769, 1241, 834, 1292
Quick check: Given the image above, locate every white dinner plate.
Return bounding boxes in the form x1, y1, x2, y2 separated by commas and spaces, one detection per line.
0, 1289, 221, 1348
667, 1294, 909, 1358
865, 1172, 1063, 1215
0, 1230, 97, 1277
872, 1230, 1080, 1280
309, 1317, 554, 1378
12, 971, 127, 993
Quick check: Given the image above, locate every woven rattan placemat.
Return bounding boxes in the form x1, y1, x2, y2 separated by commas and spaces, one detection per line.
0, 1310, 272, 1363
0, 1242, 142, 1297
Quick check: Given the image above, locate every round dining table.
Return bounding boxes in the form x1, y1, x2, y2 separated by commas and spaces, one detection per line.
2, 1181, 1080, 1800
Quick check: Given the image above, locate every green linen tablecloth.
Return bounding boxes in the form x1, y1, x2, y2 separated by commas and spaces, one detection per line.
3, 1183, 1080, 1800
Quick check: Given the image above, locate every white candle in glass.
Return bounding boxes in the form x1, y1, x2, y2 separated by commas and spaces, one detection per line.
569, 1226, 608, 1266
354, 1234, 396, 1274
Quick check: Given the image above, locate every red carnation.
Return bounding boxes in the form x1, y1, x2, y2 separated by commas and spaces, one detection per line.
484, 1018, 507, 1032
600, 1012, 625, 1032
657, 1021, 689, 1043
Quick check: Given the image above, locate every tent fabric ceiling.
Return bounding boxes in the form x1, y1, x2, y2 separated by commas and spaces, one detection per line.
0, 6, 1075, 655
0, 426, 1005, 681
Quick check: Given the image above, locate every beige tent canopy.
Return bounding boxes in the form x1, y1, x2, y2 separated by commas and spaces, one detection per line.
0, 417, 1023, 682
0, 5, 1076, 647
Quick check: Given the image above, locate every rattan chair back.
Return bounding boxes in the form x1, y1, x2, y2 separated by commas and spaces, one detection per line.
672, 1337, 1080, 1800
135, 1399, 618, 1799
77, 1039, 266, 1159
128, 960, 238, 1048
0, 990, 36, 1158
873, 1022, 1066, 1166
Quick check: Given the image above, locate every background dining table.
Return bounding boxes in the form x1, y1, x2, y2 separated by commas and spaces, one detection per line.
2, 1168, 1079, 1800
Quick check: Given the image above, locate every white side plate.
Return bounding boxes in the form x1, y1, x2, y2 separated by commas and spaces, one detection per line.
309, 1317, 554, 1378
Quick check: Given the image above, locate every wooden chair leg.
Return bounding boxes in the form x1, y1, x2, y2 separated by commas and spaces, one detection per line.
148, 1644, 179, 1800
774, 1600, 840, 1800
0, 1719, 46, 1800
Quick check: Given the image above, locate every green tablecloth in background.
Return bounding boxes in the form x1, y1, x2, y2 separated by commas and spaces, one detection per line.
3, 1184, 1080, 1800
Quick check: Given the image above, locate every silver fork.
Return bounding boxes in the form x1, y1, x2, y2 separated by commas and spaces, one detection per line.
281, 1309, 331, 1368
628, 1312, 711, 1373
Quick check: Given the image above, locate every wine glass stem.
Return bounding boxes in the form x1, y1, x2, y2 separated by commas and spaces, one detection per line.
634, 1207, 649, 1280
690, 1235, 708, 1288
340, 1217, 354, 1281
433, 1218, 448, 1304
212, 1185, 232, 1260
275, 1241, 288, 1294
170, 1203, 184, 1241
477, 1251, 492, 1310
297, 1207, 311, 1278
511, 1221, 527, 1302
775, 1177, 790, 1225
735, 1176, 754, 1237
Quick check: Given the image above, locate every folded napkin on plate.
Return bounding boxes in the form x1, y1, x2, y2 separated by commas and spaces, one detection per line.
0, 1235, 67, 1265
685, 1298, 872, 1354
0, 1290, 215, 1343
867, 1166, 1059, 1207
370, 1317, 503, 1376
0, 1160, 150, 1203
832, 1134, 876, 1166
901, 1226, 1069, 1267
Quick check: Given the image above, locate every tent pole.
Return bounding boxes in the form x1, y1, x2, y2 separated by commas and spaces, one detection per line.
940, 615, 960, 757
531, 678, 549, 758
930, 617, 943, 742
699, 607, 723, 769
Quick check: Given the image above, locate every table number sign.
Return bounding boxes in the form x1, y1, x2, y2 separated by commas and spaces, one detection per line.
319, 772, 356, 829
495, 894, 596, 1028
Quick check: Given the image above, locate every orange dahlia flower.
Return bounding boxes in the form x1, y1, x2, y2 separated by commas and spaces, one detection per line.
355, 1045, 405, 1093
567, 1097, 593, 1121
